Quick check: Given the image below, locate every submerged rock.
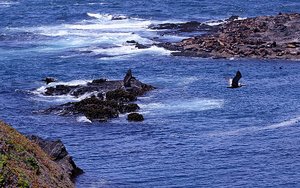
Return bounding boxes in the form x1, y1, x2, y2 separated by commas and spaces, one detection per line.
125, 40, 150, 49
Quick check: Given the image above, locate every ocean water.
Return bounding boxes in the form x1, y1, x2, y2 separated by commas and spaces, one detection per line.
1, 0, 300, 187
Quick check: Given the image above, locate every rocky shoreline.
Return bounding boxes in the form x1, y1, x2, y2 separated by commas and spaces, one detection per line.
0, 121, 82, 188
153, 13, 300, 59
40, 70, 155, 122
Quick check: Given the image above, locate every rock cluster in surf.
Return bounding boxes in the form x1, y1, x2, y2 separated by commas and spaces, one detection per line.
41, 70, 154, 122
153, 13, 300, 59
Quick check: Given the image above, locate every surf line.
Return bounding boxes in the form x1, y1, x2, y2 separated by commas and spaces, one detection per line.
209, 116, 300, 137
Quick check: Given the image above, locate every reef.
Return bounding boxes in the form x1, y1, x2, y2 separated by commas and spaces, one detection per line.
153, 13, 300, 59
41, 70, 154, 122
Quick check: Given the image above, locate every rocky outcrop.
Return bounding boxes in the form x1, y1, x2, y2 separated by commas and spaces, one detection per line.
27, 135, 83, 180
149, 21, 218, 34
156, 13, 300, 59
41, 70, 155, 122
0, 121, 78, 188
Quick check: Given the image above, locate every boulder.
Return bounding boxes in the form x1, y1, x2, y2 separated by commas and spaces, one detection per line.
127, 113, 144, 122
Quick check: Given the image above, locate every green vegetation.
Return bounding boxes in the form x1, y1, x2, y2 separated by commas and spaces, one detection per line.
17, 175, 30, 188
0, 121, 74, 188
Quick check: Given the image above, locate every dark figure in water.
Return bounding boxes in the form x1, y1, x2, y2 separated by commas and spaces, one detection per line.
231, 71, 242, 88
42, 77, 56, 85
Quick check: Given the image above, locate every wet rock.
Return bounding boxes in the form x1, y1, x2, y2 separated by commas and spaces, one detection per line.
27, 135, 83, 180
149, 21, 218, 34
111, 15, 127, 20
106, 89, 137, 102
126, 40, 137, 44
156, 13, 300, 59
127, 113, 144, 122
120, 103, 140, 113
126, 40, 149, 49
45, 85, 76, 96
42, 77, 56, 85
40, 70, 154, 122
225, 15, 239, 22
89, 78, 107, 85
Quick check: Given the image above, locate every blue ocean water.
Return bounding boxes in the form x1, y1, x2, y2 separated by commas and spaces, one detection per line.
1, 0, 300, 187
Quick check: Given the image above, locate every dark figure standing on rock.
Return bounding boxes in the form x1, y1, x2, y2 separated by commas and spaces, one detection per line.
123, 69, 133, 87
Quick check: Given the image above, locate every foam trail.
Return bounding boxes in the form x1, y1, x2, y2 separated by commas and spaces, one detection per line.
210, 116, 300, 137
139, 98, 224, 114
0, 1, 19, 7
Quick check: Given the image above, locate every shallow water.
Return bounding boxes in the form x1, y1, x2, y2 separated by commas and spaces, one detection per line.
1, 0, 300, 187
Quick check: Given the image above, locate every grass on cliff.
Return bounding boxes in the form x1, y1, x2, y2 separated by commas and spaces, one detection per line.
0, 121, 74, 188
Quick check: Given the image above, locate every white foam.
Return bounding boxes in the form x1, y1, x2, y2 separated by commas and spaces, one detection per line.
178, 76, 199, 86
33, 79, 90, 96
0, 1, 18, 7
205, 16, 247, 26
7, 13, 176, 56
92, 45, 171, 58
205, 20, 226, 26
77, 116, 92, 123
87, 13, 128, 21
87, 13, 113, 20
66, 20, 151, 30
210, 116, 300, 137
140, 98, 224, 114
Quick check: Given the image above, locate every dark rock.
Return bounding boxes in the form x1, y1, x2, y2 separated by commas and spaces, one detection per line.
120, 103, 140, 113
45, 85, 75, 96
135, 43, 149, 49
127, 113, 144, 122
111, 16, 127, 20
226, 15, 239, 22
149, 21, 218, 34
42, 77, 56, 85
106, 89, 137, 102
40, 70, 155, 122
27, 135, 83, 180
156, 13, 300, 60
126, 40, 149, 49
90, 78, 107, 85
126, 40, 137, 44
